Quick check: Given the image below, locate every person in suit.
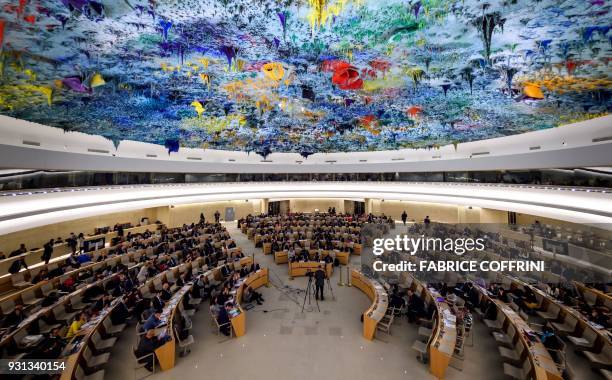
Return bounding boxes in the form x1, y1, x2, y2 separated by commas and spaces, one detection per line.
407, 290, 425, 323
217, 304, 232, 336
2, 304, 27, 327
160, 283, 172, 301
9, 244, 27, 257
143, 310, 163, 331
31, 269, 49, 284
136, 329, 168, 371
401, 211, 408, 225
93, 294, 113, 314
314, 265, 326, 301
8, 257, 28, 275
152, 292, 165, 311
37, 327, 66, 359
42, 239, 55, 265
220, 264, 232, 278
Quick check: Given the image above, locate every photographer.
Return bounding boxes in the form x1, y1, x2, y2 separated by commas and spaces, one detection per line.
314, 265, 326, 301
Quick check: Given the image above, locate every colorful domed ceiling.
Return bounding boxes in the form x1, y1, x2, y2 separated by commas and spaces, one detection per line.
0, 0, 610, 157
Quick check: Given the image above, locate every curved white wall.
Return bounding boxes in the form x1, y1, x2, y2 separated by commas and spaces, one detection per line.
0, 182, 610, 235
0, 115, 611, 173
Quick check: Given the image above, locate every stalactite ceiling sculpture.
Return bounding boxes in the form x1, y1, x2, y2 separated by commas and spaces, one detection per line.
0, 0, 610, 156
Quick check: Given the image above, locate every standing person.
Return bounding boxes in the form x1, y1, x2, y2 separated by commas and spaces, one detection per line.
424, 216, 431, 227
314, 265, 326, 301
214, 210, 221, 223
42, 239, 54, 264
77, 233, 85, 254
68, 233, 77, 254
401, 211, 408, 225
217, 304, 232, 336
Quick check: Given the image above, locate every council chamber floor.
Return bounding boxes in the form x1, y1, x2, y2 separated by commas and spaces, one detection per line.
102, 222, 595, 380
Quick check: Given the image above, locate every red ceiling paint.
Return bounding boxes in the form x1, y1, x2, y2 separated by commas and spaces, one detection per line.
369, 59, 391, 73
321, 59, 350, 72
332, 65, 363, 90
0, 20, 5, 48
18, 0, 28, 16
406, 105, 423, 117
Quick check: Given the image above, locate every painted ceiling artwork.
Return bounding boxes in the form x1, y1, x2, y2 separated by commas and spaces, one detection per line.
0, 0, 610, 157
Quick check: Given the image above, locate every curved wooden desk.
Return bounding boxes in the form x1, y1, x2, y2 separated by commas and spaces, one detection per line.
236, 268, 269, 303
0, 248, 149, 313
231, 268, 269, 338
574, 281, 612, 309
289, 261, 332, 278
427, 288, 457, 380
60, 298, 124, 380
0, 272, 123, 349
0, 223, 159, 280
404, 274, 458, 379
494, 299, 563, 380
472, 282, 563, 380
154, 284, 192, 371
61, 257, 206, 378
504, 275, 612, 359
350, 270, 388, 340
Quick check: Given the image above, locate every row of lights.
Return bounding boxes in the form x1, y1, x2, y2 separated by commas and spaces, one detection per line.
0, 181, 609, 197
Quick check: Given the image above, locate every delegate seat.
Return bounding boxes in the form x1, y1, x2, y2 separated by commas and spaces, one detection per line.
583, 344, 612, 370
75, 364, 105, 380
536, 303, 560, 322
567, 328, 598, 351
52, 304, 78, 324
102, 316, 125, 337
21, 288, 43, 307
492, 324, 516, 348
484, 312, 505, 332
551, 315, 578, 337
82, 346, 110, 373
498, 340, 525, 367
11, 272, 32, 289
91, 330, 117, 354
502, 357, 532, 380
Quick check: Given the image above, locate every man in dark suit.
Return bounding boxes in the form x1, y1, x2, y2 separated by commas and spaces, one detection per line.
220, 264, 231, 278
42, 239, 55, 264
314, 265, 326, 301
217, 304, 232, 336
136, 329, 167, 371
160, 283, 172, 301
407, 290, 425, 323
152, 292, 165, 311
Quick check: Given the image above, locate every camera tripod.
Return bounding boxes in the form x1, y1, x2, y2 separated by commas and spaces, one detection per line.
301, 273, 320, 313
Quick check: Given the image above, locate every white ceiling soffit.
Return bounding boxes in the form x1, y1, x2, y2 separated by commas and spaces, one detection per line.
0, 182, 610, 235
0, 115, 611, 173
